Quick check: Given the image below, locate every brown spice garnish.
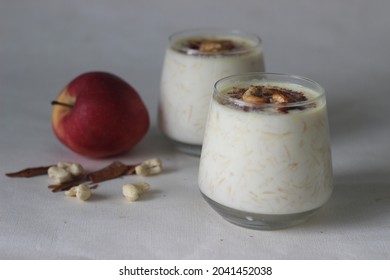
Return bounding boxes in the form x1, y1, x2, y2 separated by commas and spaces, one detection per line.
227, 87, 246, 99
6, 166, 53, 178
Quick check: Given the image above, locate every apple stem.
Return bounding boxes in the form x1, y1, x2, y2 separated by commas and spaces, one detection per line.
51, 100, 73, 109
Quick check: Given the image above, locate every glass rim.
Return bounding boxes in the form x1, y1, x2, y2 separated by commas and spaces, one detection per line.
213, 72, 325, 109
168, 28, 261, 56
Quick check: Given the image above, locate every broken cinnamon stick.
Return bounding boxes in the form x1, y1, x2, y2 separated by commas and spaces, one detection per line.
87, 161, 130, 183
6, 166, 53, 178
49, 175, 88, 192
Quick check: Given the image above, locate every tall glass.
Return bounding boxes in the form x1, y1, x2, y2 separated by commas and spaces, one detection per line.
199, 73, 333, 230
159, 29, 265, 156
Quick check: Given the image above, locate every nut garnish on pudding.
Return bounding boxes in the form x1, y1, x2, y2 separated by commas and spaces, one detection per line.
223, 85, 312, 112
178, 38, 247, 55
188, 39, 235, 53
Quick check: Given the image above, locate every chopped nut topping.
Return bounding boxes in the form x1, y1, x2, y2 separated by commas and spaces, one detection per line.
199, 41, 222, 52
199, 40, 235, 53
271, 92, 289, 103
242, 87, 268, 103
182, 38, 238, 55
223, 85, 311, 113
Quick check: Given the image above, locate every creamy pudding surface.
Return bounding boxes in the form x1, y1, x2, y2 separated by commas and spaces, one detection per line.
159, 31, 265, 147
199, 79, 333, 216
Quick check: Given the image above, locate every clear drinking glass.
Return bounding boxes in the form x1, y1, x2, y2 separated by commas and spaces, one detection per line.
198, 72, 333, 230
159, 29, 265, 156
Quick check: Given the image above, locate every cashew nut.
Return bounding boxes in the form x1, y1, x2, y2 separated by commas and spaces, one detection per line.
48, 162, 85, 184
48, 166, 73, 184
57, 162, 84, 176
242, 86, 268, 103
135, 158, 162, 176
271, 92, 289, 103
122, 182, 151, 202
65, 184, 91, 201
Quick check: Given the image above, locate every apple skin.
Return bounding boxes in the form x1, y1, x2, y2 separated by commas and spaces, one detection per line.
52, 71, 149, 158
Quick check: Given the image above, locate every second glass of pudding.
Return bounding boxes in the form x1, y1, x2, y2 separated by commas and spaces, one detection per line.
159, 29, 265, 156
199, 73, 333, 230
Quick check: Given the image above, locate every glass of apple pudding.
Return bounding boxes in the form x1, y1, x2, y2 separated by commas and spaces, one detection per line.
159, 29, 265, 156
198, 72, 333, 230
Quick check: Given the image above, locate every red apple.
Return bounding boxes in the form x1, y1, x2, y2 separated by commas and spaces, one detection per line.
51, 71, 149, 158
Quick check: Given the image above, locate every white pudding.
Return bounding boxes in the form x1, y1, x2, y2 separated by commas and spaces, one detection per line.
198, 73, 333, 228
159, 30, 265, 153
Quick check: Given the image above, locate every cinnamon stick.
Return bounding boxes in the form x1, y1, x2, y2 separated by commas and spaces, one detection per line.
49, 175, 88, 192
6, 166, 53, 178
87, 161, 130, 183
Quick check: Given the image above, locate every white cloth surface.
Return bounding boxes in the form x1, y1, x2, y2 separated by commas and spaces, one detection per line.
1, 0, 389, 259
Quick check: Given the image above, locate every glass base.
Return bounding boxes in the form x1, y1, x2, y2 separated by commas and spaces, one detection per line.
171, 139, 202, 157
201, 193, 319, 230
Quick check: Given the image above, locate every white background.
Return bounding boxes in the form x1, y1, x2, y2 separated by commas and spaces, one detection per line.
1, 0, 389, 259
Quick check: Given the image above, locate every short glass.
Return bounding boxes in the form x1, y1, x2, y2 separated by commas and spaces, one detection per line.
159, 29, 265, 156
198, 72, 333, 230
